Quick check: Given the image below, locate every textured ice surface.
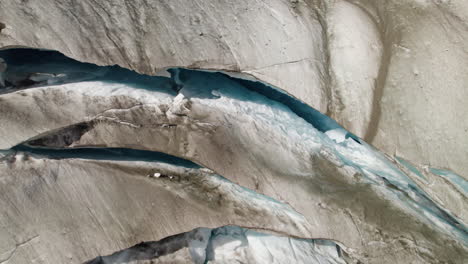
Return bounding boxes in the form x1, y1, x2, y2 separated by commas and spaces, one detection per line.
11, 145, 309, 230
87, 226, 346, 264
1, 48, 467, 262
4, 49, 467, 243
204, 226, 345, 264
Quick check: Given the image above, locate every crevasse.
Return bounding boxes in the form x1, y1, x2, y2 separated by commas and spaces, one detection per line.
2, 48, 467, 241
1, 48, 467, 263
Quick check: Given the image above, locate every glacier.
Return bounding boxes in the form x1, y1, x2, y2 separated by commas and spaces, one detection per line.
0, 48, 466, 263
2, 0, 467, 178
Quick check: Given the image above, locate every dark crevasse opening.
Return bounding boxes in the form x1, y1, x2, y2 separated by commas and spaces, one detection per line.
0, 48, 357, 141
0, 48, 177, 95
12, 145, 200, 169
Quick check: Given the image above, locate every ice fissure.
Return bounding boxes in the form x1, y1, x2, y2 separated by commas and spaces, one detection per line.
0, 48, 467, 263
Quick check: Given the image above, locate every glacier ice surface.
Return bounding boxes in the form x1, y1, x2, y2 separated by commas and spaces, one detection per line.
86, 226, 346, 264
1, 48, 467, 262
4, 48, 467, 243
